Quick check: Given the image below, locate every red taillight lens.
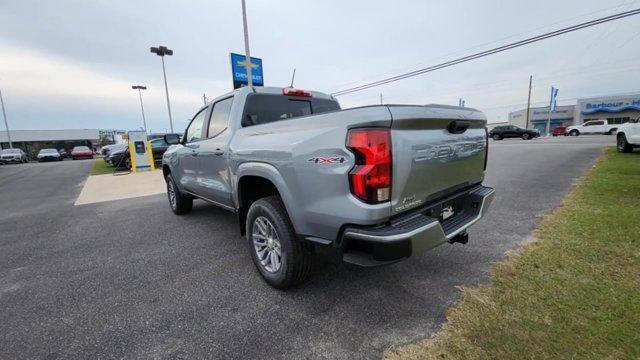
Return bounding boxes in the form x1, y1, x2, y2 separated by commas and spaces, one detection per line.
282, 88, 312, 97
347, 128, 392, 204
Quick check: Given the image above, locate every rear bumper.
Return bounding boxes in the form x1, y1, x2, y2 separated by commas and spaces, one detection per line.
341, 185, 494, 266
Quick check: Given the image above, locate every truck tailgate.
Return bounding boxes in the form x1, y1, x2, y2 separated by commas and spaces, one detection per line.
388, 105, 487, 216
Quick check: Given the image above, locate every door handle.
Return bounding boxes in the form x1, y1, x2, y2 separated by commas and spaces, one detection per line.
214, 149, 225, 156
190, 151, 198, 156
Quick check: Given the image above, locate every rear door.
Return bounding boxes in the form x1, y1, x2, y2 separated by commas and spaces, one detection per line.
197, 96, 235, 208
388, 105, 487, 215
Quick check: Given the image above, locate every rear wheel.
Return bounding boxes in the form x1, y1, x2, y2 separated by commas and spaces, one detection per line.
607, 128, 617, 135
617, 134, 633, 153
166, 174, 193, 214
246, 196, 313, 289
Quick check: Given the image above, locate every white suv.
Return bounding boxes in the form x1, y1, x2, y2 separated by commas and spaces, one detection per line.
566, 120, 618, 136
616, 118, 639, 153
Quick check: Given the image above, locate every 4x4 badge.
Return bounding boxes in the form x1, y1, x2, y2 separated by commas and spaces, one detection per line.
308, 156, 346, 164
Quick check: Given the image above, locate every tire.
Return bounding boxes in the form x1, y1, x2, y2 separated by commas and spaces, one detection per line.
166, 174, 193, 215
570, 130, 579, 136
617, 133, 633, 153
246, 196, 313, 289
522, 133, 531, 140
492, 134, 502, 140
607, 128, 617, 135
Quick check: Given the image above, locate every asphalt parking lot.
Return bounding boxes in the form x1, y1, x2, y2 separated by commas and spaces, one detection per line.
0, 136, 613, 359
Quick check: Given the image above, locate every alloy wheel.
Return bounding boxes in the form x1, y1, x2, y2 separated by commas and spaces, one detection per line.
252, 216, 282, 273
167, 179, 177, 210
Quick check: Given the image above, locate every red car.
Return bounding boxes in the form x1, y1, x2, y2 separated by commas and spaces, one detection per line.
71, 146, 94, 160
552, 126, 567, 136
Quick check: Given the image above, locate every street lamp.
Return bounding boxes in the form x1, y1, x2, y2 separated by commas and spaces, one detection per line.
131, 85, 148, 133
0, 87, 12, 148
150, 45, 174, 133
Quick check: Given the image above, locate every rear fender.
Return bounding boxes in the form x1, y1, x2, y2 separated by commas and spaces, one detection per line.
235, 162, 299, 233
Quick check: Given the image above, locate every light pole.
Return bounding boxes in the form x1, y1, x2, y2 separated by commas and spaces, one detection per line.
0, 87, 12, 148
150, 46, 174, 133
241, 0, 253, 87
132, 85, 148, 133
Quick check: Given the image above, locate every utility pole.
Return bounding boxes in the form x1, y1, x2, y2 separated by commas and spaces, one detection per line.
241, 0, 253, 87
150, 46, 174, 133
380, 93, 383, 105
525, 75, 532, 129
132, 85, 148, 133
203, 93, 208, 105
0, 88, 12, 148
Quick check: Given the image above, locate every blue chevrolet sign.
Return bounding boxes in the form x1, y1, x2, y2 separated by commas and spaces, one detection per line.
230, 52, 264, 89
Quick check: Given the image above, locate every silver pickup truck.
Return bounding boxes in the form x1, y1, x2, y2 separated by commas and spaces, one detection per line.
162, 86, 494, 288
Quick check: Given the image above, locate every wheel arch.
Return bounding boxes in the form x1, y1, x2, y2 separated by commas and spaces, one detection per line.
235, 163, 298, 236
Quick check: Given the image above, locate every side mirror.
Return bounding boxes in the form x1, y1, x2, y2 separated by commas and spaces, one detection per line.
164, 133, 181, 145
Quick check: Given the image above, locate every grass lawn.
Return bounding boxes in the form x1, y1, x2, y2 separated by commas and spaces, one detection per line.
386, 148, 640, 360
89, 159, 114, 175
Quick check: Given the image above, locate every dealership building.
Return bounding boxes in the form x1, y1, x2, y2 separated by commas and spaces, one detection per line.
0, 129, 115, 157
508, 92, 640, 133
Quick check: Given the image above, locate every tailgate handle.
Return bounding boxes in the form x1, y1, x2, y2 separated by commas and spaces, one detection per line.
447, 120, 471, 134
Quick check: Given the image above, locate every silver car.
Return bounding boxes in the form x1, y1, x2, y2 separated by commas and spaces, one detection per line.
1, 148, 28, 164
37, 148, 62, 162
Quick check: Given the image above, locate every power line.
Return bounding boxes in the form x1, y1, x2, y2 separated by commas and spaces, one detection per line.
331, 8, 640, 97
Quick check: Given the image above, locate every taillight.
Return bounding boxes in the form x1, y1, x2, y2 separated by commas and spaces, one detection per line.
347, 128, 392, 204
282, 88, 312, 98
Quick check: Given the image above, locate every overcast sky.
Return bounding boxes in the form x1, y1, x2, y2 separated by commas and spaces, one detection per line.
1, 0, 639, 132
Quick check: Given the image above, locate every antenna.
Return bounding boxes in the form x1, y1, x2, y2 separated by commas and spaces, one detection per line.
290, 68, 296, 88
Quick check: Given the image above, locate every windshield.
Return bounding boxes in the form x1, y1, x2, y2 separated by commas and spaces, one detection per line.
39, 149, 59, 154
73, 146, 90, 151
241, 93, 340, 127
2, 149, 20, 154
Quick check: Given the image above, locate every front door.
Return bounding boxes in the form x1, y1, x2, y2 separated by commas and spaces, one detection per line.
197, 96, 235, 208
177, 106, 208, 192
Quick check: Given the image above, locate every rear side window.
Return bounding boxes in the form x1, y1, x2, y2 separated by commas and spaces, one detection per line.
241, 94, 340, 127
208, 97, 233, 137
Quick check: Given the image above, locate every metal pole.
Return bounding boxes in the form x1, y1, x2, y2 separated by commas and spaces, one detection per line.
0, 88, 12, 148
380, 93, 383, 105
137, 89, 147, 132
161, 56, 174, 132
525, 75, 532, 129
241, 0, 253, 87
546, 87, 553, 136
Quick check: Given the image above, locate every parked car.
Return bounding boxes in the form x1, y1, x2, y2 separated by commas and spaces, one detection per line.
108, 138, 172, 169
552, 126, 567, 136
37, 148, 62, 162
566, 120, 617, 136
71, 146, 94, 160
0, 148, 28, 164
162, 86, 494, 288
616, 118, 640, 153
58, 149, 69, 158
489, 125, 539, 140
103, 143, 127, 163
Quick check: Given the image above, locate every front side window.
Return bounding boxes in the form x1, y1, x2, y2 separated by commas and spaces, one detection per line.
150, 139, 167, 148
208, 97, 233, 137
185, 108, 208, 143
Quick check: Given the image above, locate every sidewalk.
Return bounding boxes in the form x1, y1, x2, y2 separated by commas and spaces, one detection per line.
75, 170, 165, 205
